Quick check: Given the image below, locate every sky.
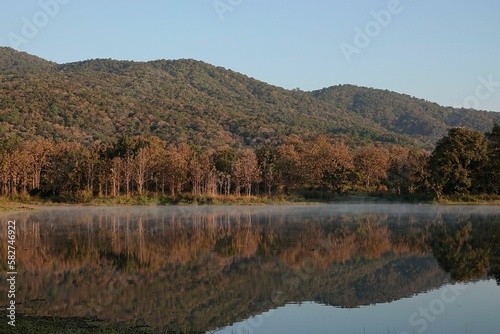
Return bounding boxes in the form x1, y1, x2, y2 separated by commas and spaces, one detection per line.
1, 0, 499, 111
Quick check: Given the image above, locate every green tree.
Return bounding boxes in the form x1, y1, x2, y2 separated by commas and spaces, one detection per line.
0, 136, 23, 195
429, 223, 489, 281
256, 145, 277, 195
427, 127, 487, 198
485, 123, 500, 194
214, 148, 237, 195
43, 142, 90, 197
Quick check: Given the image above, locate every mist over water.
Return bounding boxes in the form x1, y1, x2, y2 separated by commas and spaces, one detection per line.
8, 203, 499, 225
1, 204, 499, 333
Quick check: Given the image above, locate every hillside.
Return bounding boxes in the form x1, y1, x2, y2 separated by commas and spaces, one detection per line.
312, 85, 500, 147
1, 47, 499, 149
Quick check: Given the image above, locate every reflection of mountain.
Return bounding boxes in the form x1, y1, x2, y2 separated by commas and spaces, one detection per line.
315, 256, 449, 308
0, 207, 498, 332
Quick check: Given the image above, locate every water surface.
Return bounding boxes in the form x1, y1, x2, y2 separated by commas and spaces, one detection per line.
0, 204, 499, 333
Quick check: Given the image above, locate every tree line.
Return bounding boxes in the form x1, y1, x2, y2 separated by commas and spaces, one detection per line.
0, 124, 499, 202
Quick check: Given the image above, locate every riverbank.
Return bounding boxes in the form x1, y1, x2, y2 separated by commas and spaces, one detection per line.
0, 197, 37, 212
0, 194, 318, 212
367, 192, 500, 205
433, 194, 500, 205
1, 192, 500, 212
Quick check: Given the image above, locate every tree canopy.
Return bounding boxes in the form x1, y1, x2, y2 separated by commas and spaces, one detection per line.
1, 47, 499, 150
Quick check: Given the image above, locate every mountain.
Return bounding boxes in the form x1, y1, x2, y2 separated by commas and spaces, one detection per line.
0, 47, 55, 73
1, 47, 499, 149
312, 85, 500, 147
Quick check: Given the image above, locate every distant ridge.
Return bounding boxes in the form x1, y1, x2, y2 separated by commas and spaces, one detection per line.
1, 47, 499, 148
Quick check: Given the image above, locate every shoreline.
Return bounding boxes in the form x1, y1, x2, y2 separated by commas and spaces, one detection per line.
2, 193, 500, 212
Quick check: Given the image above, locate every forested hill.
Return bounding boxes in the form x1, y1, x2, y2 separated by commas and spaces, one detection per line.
1, 47, 499, 149
312, 85, 500, 147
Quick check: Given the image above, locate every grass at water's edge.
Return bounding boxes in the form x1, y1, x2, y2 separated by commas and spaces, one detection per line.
0, 197, 38, 212
366, 192, 500, 205
1, 192, 500, 211
432, 194, 500, 205
0, 193, 322, 211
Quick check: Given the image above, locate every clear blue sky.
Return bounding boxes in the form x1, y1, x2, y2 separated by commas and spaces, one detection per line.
1, 0, 499, 111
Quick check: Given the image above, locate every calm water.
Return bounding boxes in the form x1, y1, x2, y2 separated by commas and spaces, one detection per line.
1, 204, 499, 333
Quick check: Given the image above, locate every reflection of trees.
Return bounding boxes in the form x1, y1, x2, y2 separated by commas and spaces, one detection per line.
1, 209, 499, 330
278, 217, 400, 272
491, 267, 500, 285
429, 217, 500, 282
474, 217, 500, 286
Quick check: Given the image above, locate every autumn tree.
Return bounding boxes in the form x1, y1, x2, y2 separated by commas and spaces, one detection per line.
21, 139, 52, 191
114, 135, 142, 195
190, 151, 208, 196
354, 145, 390, 191
301, 136, 354, 193
189, 151, 218, 196
275, 136, 305, 193
134, 148, 149, 195
387, 146, 429, 194
162, 143, 192, 196
8, 128, 500, 202
232, 149, 261, 196
122, 151, 133, 196
301, 136, 330, 189
110, 157, 123, 197
132, 137, 165, 195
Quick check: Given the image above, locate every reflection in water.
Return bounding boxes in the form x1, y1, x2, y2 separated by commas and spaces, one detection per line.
218, 281, 500, 334
0, 205, 499, 332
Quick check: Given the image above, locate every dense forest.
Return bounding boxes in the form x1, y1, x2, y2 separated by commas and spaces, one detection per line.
1, 47, 500, 202
0, 125, 499, 202
1, 47, 500, 149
